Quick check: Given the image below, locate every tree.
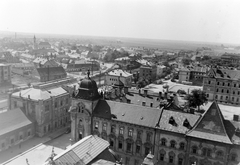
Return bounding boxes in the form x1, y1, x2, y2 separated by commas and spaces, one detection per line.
186, 89, 207, 111
182, 58, 192, 66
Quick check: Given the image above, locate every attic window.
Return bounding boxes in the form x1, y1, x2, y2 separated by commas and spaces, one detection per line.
169, 117, 177, 126
183, 119, 191, 128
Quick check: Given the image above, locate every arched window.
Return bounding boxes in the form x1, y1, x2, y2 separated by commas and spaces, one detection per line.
230, 153, 237, 161
170, 140, 176, 148
179, 142, 185, 150
161, 138, 166, 146
202, 148, 212, 157
191, 146, 198, 154
216, 150, 224, 159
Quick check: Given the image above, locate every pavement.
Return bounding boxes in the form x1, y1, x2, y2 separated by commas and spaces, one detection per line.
0, 126, 70, 165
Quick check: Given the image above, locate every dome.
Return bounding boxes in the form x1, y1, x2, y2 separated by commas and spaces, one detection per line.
79, 78, 98, 90
74, 70, 100, 100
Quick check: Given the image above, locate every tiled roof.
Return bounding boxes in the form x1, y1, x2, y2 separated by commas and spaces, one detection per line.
53, 135, 109, 165
37, 66, 66, 77
12, 87, 68, 101
158, 109, 200, 134
209, 68, 240, 80
0, 108, 32, 136
187, 102, 232, 144
108, 69, 132, 77
94, 100, 162, 128
39, 42, 51, 46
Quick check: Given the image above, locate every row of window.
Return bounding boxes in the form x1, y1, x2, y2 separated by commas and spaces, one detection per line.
216, 88, 240, 95
215, 95, 239, 102
95, 122, 152, 141
1, 130, 31, 149
207, 81, 240, 88
160, 138, 185, 150
191, 146, 227, 160
43, 117, 68, 133
159, 153, 184, 165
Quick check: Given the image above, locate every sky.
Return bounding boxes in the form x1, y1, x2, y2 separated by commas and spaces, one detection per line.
0, 0, 240, 44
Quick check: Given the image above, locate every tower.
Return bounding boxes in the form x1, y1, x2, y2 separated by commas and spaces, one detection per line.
33, 35, 37, 49
69, 70, 101, 144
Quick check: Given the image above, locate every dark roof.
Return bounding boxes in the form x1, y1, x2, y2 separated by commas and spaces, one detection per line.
208, 68, 240, 80
225, 120, 240, 145
187, 102, 232, 144
158, 109, 200, 134
37, 66, 67, 77
0, 108, 32, 136
94, 100, 162, 128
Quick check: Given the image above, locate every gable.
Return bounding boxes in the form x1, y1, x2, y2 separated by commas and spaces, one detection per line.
187, 102, 232, 144
207, 68, 215, 78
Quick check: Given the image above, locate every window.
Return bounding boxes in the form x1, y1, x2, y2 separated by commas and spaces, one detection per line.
192, 146, 197, 154
223, 82, 225, 86
128, 129, 133, 137
202, 148, 212, 157
45, 105, 49, 111
110, 139, 114, 147
125, 157, 130, 165
111, 125, 115, 134
237, 98, 239, 102
179, 142, 185, 150
94, 121, 99, 129
215, 95, 218, 99
232, 97, 235, 101
227, 90, 229, 93
160, 153, 164, 161
127, 99, 131, 103
142, 102, 146, 106
178, 158, 183, 165
206, 94, 209, 98
220, 96, 223, 100
233, 91, 236, 95
222, 89, 224, 93
127, 143, 132, 152
169, 155, 174, 163
137, 131, 142, 139
208, 81, 211, 84
20, 135, 23, 140
216, 88, 219, 92
231, 153, 237, 161
118, 141, 123, 149
118, 127, 123, 135
103, 123, 107, 131
216, 150, 223, 159
145, 147, 150, 156
228, 83, 230, 86
161, 138, 166, 146
226, 96, 228, 100
136, 144, 141, 153
28, 131, 31, 137
146, 133, 151, 142
217, 82, 219, 85
170, 140, 176, 148
55, 102, 58, 108
234, 84, 236, 87
150, 103, 153, 107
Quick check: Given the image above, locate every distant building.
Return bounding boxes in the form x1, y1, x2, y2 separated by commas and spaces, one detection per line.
221, 53, 240, 66
33, 57, 59, 68
156, 65, 166, 77
44, 135, 120, 165
0, 108, 34, 152
106, 69, 132, 87
62, 60, 100, 72
38, 42, 51, 49
139, 65, 157, 82
9, 86, 70, 137
33, 66, 67, 82
11, 63, 35, 76
0, 63, 11, 85
203, 68, 240, 105
178, 68, 190, 83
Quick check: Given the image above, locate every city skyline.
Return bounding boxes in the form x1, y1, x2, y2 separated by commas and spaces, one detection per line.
0, 0, 240, 44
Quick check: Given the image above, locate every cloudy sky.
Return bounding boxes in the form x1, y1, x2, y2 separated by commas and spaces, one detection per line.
0, 0, 240, 44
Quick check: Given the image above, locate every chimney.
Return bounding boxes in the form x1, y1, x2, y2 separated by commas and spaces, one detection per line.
144, 89, 148, 97
233, 115, 240, 122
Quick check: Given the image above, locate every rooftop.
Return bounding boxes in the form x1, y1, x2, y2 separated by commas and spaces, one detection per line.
108, 69, 132, 77
0, 108, 32, 136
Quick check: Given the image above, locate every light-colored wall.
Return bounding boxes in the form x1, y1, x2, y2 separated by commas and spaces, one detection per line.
179, 71, 190, 83
105, 75, 132, 87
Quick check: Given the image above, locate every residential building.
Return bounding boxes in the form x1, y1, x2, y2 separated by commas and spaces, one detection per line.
69, 73, 240, 165
9, 85, 71, 137
62, 60, 100, 72
105, 69, 132, 87
0, 108, 34, 152
33, 57, 59, 68
0, 63, 11, 85
44, 135, 120, 165
203, 68, 240, 105
178, 68, 190, 83
139, 65, 157, 82
156, 65, 166, 77
221, 53, 240, 66
11, 63, 35, 76
38, 42, 51, 49
33, 66, 67, 82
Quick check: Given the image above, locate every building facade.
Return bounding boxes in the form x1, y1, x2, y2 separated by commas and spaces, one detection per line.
9, 85, 71, 137
203, 68, 240, 105
0, 63, 11, 85
105, 69, 132, 87
69, 75, 240, 165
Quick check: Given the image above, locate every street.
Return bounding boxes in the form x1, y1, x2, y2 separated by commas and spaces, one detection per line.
1, 133, 71, 165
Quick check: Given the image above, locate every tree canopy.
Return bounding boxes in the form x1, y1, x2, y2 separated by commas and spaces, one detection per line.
186, 89, 208, 110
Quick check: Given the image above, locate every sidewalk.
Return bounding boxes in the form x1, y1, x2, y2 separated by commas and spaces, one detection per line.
0, 127, 68, 164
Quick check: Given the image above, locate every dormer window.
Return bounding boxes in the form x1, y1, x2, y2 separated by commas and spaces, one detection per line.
183, 119, 191, 128
169, 117, 177, 126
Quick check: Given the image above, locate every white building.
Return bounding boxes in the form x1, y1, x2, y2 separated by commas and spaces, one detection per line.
105, 69, 132, 87
156, 65, 166, 77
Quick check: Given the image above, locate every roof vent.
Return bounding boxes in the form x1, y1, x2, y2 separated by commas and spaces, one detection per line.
141, 116, 144, 120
